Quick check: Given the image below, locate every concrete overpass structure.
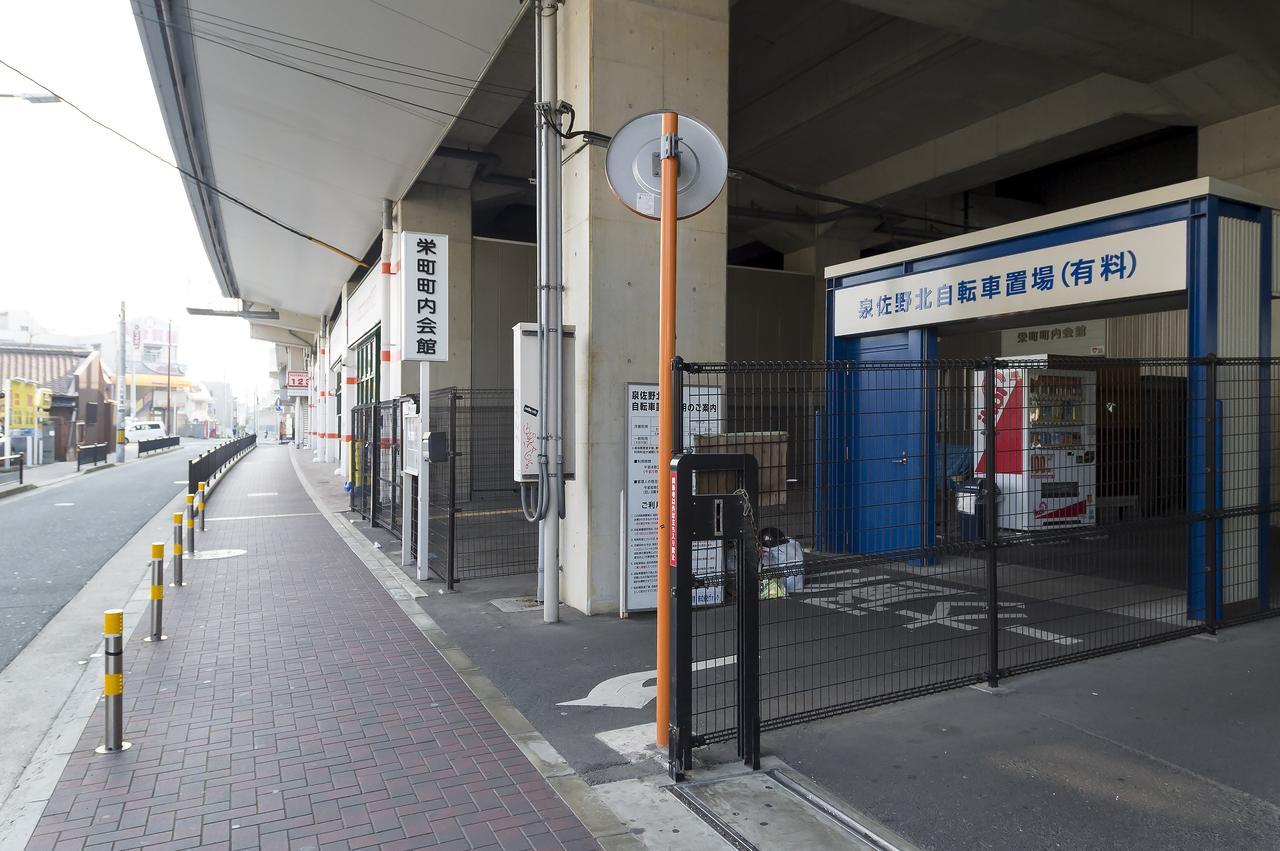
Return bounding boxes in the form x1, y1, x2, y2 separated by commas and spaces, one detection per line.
132, 0, 1280, 614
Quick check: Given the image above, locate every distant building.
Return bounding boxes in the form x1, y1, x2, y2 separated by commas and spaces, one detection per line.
89, 317, 192, 430
0, 343, 116, 461
204, 380, 235, 439
0, 310, 81, 347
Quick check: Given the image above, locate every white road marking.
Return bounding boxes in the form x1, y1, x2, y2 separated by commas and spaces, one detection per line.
183, 548, 247, 560
205, 512, 320, 522
559, 656, 736, 709
53, 503, 74, 507
899, 600, 1026, 631
172, 480, 187, 484
246, 492, 278, 497
1006, 625, 1082, 646
848, 579, 958, 611
805, 575, 1083, 647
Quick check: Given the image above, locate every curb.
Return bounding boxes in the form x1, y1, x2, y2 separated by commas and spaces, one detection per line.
287, 449, 643, 850
0, 484, 36, 501
0, 491, 187, 851
3, 443, 191, 497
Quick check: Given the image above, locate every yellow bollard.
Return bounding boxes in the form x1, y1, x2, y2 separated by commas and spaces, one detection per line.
95, 609, 131, 753
172, 512, 185, 586
185, 494, 196, 555
144, 543, 167, 642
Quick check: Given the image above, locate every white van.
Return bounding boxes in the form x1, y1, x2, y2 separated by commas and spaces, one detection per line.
123, 421, 167, 444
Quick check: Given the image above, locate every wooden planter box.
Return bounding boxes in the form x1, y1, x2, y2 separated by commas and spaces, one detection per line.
692, 430, 788, 506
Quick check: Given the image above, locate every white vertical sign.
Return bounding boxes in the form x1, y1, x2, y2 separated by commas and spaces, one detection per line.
402, 231, 449, 362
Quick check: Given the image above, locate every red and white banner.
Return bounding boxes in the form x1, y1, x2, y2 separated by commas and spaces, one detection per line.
975, 368, 1024, 475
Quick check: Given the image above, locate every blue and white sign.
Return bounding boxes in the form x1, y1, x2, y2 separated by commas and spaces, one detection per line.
833, 221, 1187, 336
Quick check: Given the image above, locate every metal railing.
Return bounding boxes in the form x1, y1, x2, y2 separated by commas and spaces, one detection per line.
77, 443, 109, 471
188, 435, 256, 495
0, 453, 24, 486
138, 435, 180, 456
669, 355, 1280, 774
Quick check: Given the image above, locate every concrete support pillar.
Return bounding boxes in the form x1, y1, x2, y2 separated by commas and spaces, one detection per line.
396, 184, 473, 396
559, 0, 729, 613
785, 229, 862, 360
1199, 103, 1280, 197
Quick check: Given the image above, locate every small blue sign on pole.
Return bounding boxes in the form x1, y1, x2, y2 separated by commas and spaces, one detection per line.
274, 404, 282, 413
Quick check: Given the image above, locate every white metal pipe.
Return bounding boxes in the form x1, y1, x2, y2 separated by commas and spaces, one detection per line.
320, 317, 330, 462
380, 200, 394, 402
416, 361, 430, 582
535, 0, 563, 622
533, 0, 549, 599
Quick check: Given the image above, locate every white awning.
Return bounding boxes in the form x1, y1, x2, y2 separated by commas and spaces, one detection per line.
133, 1, 526, 318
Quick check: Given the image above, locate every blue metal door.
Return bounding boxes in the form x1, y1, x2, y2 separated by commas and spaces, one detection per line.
839, 330, 936, 558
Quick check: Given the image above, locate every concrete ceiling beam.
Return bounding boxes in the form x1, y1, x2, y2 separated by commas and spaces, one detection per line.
249, 322, 314, 347
818, 73, 1190, 206
730, 18, 967, 160
838, 0, 1224, 82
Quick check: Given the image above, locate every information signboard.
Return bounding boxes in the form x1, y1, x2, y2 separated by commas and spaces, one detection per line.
285, 371, 310, 397
403, 410, 421, 475
6, 378, 37, 432
622, 382, 723, 613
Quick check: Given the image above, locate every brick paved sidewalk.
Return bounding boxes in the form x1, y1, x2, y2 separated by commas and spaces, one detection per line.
26, 445, 597, 850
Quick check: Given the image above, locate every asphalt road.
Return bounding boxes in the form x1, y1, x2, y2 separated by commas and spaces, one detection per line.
0, 441, 211, 671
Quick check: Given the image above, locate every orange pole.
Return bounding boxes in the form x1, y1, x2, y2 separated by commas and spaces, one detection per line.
655, 111, 679, 747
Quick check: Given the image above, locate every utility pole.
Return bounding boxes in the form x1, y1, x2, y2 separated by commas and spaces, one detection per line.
166, 319, 173, 435
129, 324, 136, 421
116, 303, 126, 463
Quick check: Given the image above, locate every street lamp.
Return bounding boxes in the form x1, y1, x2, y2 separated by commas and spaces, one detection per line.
0, 93, 61, 104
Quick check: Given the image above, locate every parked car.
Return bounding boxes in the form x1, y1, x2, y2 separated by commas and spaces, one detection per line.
123, 421, 167, 444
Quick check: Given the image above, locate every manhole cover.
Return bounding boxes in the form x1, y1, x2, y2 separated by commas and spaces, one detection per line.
490, 597, 547, 613
184, 549, 247, 560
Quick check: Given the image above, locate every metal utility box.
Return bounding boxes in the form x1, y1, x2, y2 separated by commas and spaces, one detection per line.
955, 477, 998, 542
512, 323, 576, 482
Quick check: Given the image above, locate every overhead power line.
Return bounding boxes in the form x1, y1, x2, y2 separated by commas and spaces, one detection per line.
0, 59, 369, 268
180, 7, 530, 98
545, 105, 970, 233
177, 6, 527, 100
134, 10, 515, 132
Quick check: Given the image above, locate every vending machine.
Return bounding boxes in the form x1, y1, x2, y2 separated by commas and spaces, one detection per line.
975, 362, 1096, 530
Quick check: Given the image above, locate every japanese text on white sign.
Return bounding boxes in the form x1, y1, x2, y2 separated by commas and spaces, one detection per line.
402, 231, 449, 362
833, 221, 1187, 336
623, 383, 724, 613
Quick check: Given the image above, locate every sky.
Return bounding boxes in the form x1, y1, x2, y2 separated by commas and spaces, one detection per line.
0, 0, 275, 403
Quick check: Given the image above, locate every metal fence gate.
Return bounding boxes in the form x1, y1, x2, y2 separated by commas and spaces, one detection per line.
669, 355, 1280, 775
350, 398, 409, 537
424, 388, 537, 585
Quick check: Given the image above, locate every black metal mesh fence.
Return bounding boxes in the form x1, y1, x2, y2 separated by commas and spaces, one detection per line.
425, 388, 537, 584
672, 356, 1280, 753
